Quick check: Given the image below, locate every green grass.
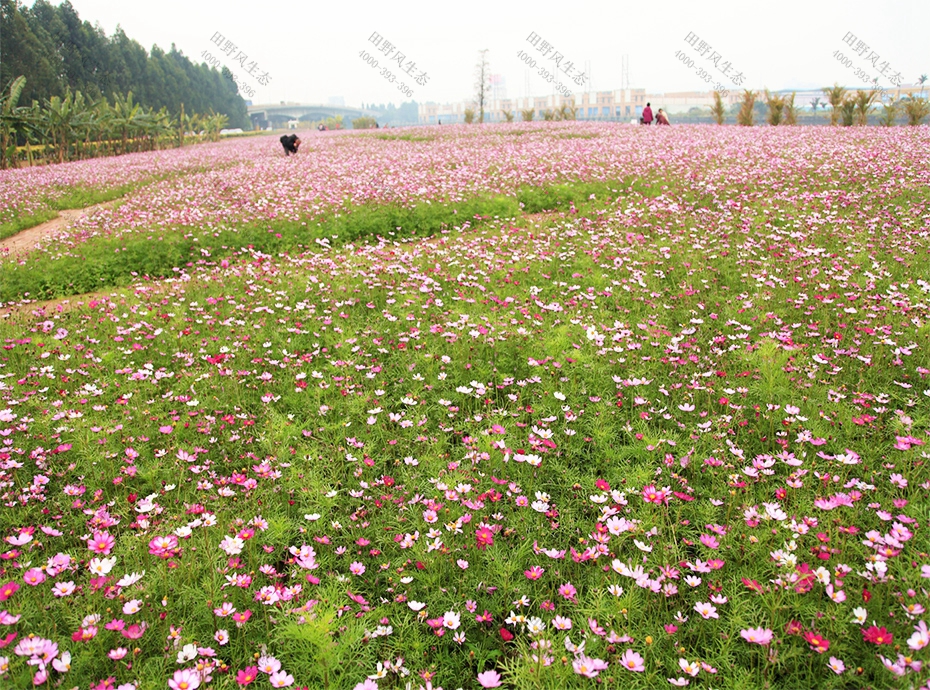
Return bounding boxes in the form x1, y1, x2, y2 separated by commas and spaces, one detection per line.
1, 179, 663, 303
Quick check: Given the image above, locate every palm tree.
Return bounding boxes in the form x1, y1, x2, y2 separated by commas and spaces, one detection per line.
737, 90, 756, 126
559, 100, 577, 121
879, 100, 899, 126
710, 91, 726, 124
823, 83, 847, 125
809, 96, 821, 112
764, 90, 785, 126
520, 108, 534, 122
918, 75, 928, 98
839, 96, 857, 126
902, 97, 930, 126
853, 90, 878, 125
784, 93, 798, 125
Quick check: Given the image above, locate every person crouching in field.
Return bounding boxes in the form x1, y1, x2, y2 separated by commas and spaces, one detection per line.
656, 109, 670, 125
280, 134, 301, 156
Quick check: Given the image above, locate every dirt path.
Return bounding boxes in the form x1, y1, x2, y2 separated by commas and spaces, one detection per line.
0, 201, 117, 256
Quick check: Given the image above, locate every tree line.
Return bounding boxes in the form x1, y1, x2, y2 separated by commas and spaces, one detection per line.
0, 0, 249, 163
710, 85, 930, 127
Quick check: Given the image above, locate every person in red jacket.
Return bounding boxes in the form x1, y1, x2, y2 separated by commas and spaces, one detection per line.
656, 109, 670, 125
641, 102, 653, 125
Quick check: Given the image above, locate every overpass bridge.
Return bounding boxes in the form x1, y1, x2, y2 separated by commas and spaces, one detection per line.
247, 103, 379, 129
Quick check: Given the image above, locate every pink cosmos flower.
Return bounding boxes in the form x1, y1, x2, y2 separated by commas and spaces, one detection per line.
619, 649, 645, 672
476, 669, 503, 688
524, 566, 544, 580
907, 620, 929, 651
71, 626, 97, 643
168, 669, 200, 690
740, 627, 774, 645
694, 602, 718, 619
268, 670, 294, 687
22, 568, 45, 586
120, 623, 146, 640
214, 602, 236, 617
642, 485, 670, 505
0, 609, 23, 624
257, 655, 281, 674
573, 654, 609, 677
87, 531, 116, 555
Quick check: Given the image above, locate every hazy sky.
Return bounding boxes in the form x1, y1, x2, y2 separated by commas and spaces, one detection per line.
59, 0, 930, 107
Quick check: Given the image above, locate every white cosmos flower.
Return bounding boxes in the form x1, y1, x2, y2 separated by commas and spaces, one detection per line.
88, 557, 116, 575
117, 571, 145, 587
176, 643, 198, 663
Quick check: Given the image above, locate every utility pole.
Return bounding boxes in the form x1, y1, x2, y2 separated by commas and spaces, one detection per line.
475, 49, 490, 124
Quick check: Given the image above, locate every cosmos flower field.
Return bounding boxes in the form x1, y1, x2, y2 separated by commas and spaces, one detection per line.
1, 122, 930, 689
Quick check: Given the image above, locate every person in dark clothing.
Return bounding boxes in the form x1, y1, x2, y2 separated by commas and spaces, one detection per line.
280, 134, 301, 155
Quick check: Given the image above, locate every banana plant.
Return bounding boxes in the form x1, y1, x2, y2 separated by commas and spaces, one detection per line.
42, 89, 91, 163
202, 110, 229, 142
0, 76, 27, 169
110, 91, 142, 153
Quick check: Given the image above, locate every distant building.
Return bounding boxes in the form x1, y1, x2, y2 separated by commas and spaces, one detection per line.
641, 90, 741, 116
328, 96, 345, 107
418, 82, 926, 125
419, 88, 649, 124
490, 74, 507, 102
